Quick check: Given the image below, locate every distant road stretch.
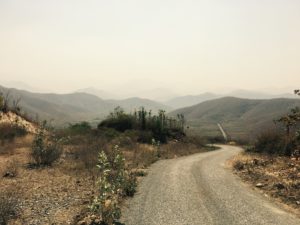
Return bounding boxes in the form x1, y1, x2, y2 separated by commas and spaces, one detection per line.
121, 145, 300, 225
217, 123, 228, 141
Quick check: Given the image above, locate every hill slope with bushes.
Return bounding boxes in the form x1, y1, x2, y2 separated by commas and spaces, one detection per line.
0, 85, 171, 126
170, 97, 300, 139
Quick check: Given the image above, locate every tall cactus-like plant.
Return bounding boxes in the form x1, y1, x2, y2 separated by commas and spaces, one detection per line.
137, 107, 147, 130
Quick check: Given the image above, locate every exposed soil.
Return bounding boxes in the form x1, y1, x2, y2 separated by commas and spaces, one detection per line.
0, 137, 96, 225
0, 112, 38, 133
231, 152, 300, 216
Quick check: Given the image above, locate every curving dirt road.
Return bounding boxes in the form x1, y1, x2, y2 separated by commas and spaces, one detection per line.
121, 145, 300, 225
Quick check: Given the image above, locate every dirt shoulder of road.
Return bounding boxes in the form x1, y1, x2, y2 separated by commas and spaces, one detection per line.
0, 134, 213, 225
229, 151, 300, 217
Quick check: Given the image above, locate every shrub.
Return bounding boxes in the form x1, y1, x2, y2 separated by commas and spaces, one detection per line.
253, 130, 296, 156
0, 188, 20, 225
31, 125, 63, 166
67, 121, 92, 135
96, 127, 120, 140
90, 147, 123, 225
123, 171, 137, 197
137, 130, 154, 144
98, 115, 134, 132
91, 145, 137, 224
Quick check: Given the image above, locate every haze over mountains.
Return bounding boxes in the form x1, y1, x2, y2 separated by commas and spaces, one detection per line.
1, 83, 298, 138
75, 87, 178, 102
0, 85, 171, 126
164, 89, 297, 108
2, 81, 295, 104
76, 87, 298, 108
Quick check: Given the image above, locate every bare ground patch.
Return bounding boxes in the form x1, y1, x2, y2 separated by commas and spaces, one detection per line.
230, 152, 300, 217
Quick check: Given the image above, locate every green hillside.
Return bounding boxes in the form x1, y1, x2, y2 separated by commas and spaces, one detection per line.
170, 97, 300, 140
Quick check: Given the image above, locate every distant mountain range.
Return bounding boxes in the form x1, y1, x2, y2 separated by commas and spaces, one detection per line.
170, 97, 300, 140
76, 87, 178, 102
77, 87, 297, 109
164, 93, 220, 108
164, 90, 296, 108
0, 85, 172, 126
76, 87, 118, 100
1, 84, 299, 138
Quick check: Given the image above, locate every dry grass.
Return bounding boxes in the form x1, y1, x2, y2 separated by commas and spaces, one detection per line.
2, 158, 19, 178
0, 135, 33, 155
0, 187, 20, 225
0, 132, 210, 224
0, 140, 97, 224
231, 152, 300, 216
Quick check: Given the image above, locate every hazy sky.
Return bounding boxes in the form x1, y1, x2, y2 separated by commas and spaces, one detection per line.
0, 0, 299, 94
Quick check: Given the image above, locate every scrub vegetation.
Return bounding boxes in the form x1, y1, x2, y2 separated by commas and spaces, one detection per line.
0, 102, 210, 225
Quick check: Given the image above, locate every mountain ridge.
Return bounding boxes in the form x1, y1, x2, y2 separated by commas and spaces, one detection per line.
170, 97, 300, 139
0, 85, 171, 126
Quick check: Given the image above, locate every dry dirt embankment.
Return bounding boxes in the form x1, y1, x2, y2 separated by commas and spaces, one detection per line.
0, 111, 37, 133
231, 152, 300, 216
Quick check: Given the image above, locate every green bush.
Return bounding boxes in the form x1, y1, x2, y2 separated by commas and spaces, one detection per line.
91, 146, 123, 224
98, 107, 186, 144
91, 145, 137, 224
31, 126, 63, 166
67, 121, 92, 135
123, 171, 137, 197
98, 115, 134, 132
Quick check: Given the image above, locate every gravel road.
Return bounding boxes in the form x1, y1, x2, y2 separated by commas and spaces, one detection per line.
121, 145, 300, 225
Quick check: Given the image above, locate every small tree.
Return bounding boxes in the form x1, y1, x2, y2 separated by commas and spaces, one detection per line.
12, 97, 21, 114
1, 91, 11, 113
272, 90, 300, 155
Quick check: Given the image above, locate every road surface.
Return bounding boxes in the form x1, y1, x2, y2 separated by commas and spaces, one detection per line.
217, 123, 228, 141
121, 145, 300, 225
